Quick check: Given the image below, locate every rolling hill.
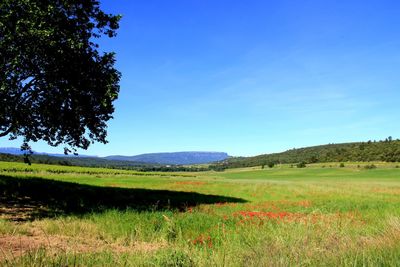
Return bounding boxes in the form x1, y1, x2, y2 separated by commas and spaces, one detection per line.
214, 138, 400, 169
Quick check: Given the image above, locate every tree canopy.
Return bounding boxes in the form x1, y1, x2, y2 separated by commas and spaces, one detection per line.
0, 0, 121, 153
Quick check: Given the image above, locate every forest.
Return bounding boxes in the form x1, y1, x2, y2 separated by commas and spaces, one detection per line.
212, 138, 400, 169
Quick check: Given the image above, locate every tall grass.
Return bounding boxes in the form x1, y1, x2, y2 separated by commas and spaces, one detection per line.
1, 161, 400, 266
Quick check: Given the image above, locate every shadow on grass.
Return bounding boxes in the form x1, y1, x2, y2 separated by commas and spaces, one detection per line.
0, 175, 246, 221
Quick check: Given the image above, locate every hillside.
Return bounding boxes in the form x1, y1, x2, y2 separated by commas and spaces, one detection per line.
216, 139, 400, 169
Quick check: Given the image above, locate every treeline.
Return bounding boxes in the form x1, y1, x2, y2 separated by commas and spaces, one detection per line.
211, 138, 400, 169
0, 153, 209, 172
3, 138, 400, 172
0, 153, 146, 168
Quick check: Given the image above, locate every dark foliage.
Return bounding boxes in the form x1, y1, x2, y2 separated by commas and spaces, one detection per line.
364, 164, 377, 169
296, 162, 306, 168
0, 0, 121, 152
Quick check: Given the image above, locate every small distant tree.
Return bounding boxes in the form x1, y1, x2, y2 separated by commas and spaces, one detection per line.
267, 162, 275, 168
364, 164, 377, 169
297, 162, 306, 168
208, 164, 226, 172
309, 156, 318, 163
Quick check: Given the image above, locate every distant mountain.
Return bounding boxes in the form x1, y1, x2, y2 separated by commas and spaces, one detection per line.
0, 147, 94, 158
105, 152, 229, 165
42, 153, 95, 158
0, 147, 29, 155
0, 148, 229, 165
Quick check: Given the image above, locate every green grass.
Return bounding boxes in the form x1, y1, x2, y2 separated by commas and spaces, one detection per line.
1, 161, 400, 266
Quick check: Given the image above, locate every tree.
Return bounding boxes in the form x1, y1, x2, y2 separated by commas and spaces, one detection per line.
0, 0, 121, 153
296, 161, 306, 168
267, 162, 275, 168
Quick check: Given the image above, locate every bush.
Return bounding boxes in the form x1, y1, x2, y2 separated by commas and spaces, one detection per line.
297, 162, 306, 168
267, 162, 275, 168
364, 164, 377, 169
339, 163, 345, 168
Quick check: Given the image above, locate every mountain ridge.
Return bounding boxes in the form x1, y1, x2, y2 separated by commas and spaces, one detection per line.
105, 151, 229, 165
0, 148, 229, 165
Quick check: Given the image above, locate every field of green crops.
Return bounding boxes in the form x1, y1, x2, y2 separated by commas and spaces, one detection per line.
1, 161, 400, 266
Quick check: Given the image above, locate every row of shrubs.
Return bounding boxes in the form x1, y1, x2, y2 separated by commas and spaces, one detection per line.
306, 163, 379, 169
261, 162, 398, 169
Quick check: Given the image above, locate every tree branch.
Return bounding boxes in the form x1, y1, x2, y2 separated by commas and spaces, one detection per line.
19, 77, 37, 96
0, 124, 14, 137
0, 79, 36, 138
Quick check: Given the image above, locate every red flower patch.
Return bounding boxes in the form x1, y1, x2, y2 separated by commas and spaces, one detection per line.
192, 234, 213, 248
234, 211, 294, 220
232, 210, 303, 225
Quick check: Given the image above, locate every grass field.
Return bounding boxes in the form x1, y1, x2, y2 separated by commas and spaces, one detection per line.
1, 161, 400, 266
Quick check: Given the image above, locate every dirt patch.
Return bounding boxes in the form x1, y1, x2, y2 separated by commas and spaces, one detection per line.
0, 197, 51, 222
106, 183, 124, 188
0, 233, 164, 262
370, 187, 400, 195
0, 234, 66, 259
174, 181, 207, 186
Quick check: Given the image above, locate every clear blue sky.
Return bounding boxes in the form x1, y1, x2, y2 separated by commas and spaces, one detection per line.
1, 0, 400, 156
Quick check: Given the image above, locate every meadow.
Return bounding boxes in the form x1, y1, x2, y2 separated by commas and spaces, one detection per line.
1, 161, 400, 266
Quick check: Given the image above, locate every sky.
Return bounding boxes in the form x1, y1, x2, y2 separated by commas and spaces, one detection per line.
1, 0, 400, 156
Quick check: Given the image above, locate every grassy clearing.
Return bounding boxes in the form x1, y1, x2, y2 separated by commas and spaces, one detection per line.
1, 161, 400, 266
